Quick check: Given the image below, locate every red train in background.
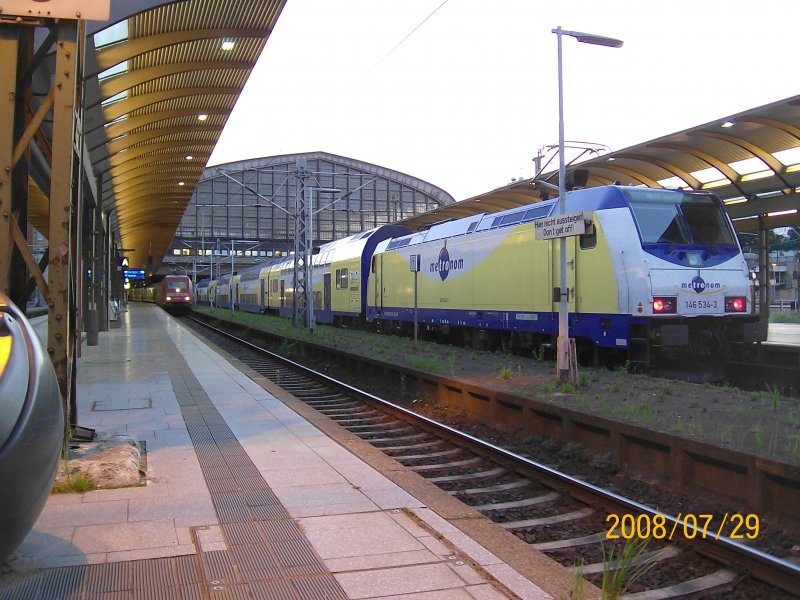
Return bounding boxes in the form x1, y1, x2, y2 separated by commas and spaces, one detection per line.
129, 274, 193, 315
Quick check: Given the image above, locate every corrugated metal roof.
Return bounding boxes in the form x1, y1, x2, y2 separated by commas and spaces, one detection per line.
399, 95, 800, 234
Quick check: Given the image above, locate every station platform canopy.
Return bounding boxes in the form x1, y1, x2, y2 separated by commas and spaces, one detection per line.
399, 95, 800, 234
21, 0, 287, 274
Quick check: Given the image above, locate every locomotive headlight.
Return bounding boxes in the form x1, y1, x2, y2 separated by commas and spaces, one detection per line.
652, 297, 677, 314
725, 296, 747, 312
184, 296, 191, 301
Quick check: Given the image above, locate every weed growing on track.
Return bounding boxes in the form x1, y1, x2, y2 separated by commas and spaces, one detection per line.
497, 365, 513, 380
599, 537, 656, 599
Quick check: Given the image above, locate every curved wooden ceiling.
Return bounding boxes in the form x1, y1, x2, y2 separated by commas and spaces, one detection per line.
84, 0, 287, 272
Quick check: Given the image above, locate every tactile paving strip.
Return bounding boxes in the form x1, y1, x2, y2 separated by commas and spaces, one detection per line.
0, 313, 348, 599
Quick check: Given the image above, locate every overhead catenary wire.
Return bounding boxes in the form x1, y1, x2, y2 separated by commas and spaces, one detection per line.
373, 0, 450, 67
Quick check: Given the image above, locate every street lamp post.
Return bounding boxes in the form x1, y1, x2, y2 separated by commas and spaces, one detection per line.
553, 26, 622, 384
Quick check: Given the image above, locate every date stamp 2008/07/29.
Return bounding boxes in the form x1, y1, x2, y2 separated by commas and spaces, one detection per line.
605, 513, 759, 541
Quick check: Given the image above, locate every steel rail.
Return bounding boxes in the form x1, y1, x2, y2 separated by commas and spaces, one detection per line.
188, 315, 800, 596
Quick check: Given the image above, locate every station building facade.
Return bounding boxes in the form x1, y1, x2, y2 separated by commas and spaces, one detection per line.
160, 152, 455, 280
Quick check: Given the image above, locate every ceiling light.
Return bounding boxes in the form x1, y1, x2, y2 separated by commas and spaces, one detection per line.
221, 40, 235, 51
197, 114, 208, 121
767, 209, 798, 217
178, 181, 185, 186
723, 197, 748, 205
721, 121, 735, 128
740, 170, 773, 182
702, 179, 730, 189
185, 155, 193, 160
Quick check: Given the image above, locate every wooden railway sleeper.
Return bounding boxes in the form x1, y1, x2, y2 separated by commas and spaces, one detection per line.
344, 421, 405, 431
379, 440, 446, 453
452, 479, 532, 496
500, 507, 593, 529
392, 448, 461, 461
367, 432, 433, 444
353, 425, 416, 436
428, 467, 506, 483
472, 492, 561, 512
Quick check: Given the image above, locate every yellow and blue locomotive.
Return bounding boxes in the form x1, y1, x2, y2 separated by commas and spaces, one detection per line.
366, 185, 764, 367
197, 185, 763, 368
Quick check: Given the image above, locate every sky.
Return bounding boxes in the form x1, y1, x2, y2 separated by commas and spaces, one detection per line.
208, 0, 800, 202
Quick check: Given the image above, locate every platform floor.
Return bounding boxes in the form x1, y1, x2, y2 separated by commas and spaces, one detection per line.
0, 305, 559, 599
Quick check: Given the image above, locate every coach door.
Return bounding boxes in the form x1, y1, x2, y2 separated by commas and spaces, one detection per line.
280, 281, 285, 308
371, 255, 381, 314
260, 280, 265, 312
324, 273, 331, 312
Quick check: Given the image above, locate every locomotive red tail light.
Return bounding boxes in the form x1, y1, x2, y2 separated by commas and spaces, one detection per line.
725, 296, 746, 312
652, 297, 676, 314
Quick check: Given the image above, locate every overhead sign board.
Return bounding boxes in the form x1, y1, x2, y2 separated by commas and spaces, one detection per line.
534, 211, 587, 241
123, 269, 145, 280
1, 1, 110, 20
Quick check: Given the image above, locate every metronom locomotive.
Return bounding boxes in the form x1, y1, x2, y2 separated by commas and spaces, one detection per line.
366, 185, 765, 367
196, 185, 765, 369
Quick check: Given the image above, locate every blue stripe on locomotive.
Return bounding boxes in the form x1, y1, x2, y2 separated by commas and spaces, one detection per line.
366, 305, 637, 349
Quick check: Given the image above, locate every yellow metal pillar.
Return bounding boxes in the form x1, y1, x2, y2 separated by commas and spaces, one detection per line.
48, 20, 80, 424
0, 26, 18, 294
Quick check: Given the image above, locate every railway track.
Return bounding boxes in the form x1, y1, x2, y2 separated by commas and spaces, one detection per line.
183, 315, 800, 598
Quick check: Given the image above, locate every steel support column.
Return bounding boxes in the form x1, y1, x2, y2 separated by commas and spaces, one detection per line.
48, 20, 80, 426
9, 27, 32, 307
0, 26, 18, 294
292, 158, 309, 328
758, 215, 769, 323
98, 206, 109, 332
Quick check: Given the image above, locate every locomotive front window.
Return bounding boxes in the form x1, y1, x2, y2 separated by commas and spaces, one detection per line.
166, 279, 189, 291
627, 191, 736, 246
